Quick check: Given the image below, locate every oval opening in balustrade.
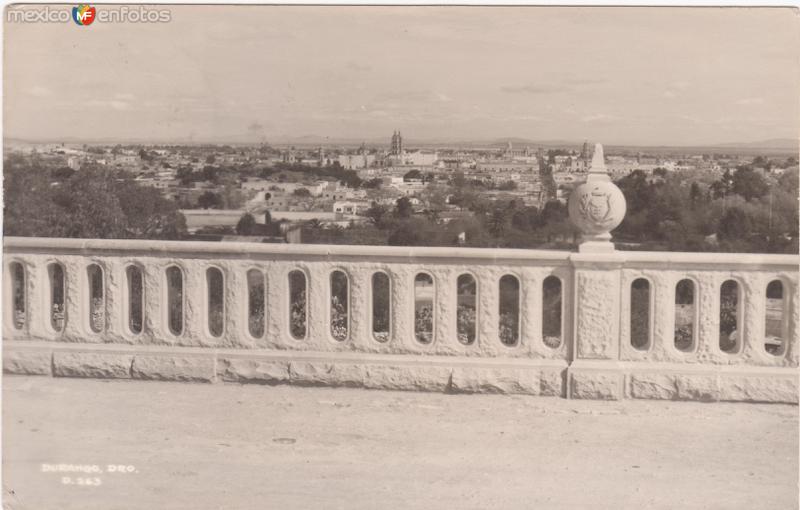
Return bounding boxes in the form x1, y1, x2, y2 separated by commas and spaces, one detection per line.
166, 266, 183, 336
499, 274, 520, 346
456, 274, 477, 345
414, 273, 435, 344
247, 269, 266, 339
542, 276, 562, 349
48, 263, 66, 332
288, 270, 307, 340
207, 267, 224, 337
330, 270, 349, 341
630, 278, 651, 350
87, 264, 105, 333
10, 262, 25, 330
765, 280, 786, 356
126, 266, 144, 334
719, 279, 740, 353
372, 272, 391, 343
674, 279, 695, 352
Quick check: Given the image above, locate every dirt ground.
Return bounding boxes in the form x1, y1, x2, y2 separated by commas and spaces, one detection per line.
2, 376, 798, 510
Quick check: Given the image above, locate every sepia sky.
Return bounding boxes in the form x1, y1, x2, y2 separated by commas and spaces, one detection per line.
4, 6, 799, 145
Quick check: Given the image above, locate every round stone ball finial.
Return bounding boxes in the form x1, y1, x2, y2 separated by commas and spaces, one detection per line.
567, 143, 627, 252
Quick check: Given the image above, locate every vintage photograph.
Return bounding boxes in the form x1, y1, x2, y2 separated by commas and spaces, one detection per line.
2, 4, 798, 509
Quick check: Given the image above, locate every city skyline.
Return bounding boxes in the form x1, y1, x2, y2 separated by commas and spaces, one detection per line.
4, 6, 799, 146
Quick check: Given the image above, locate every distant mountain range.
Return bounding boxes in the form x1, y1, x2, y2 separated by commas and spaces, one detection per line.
4, 135, 797, 152
710, 138, 798, 150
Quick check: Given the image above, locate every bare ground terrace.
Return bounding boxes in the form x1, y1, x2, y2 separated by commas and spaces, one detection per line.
2, 376, 798, 510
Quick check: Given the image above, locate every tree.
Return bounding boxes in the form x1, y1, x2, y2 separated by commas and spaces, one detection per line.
365, 202, 390, 229
717, 169, 735, 198
197, 191, 221, 209
752, 155, 770, 170
403, 169, 422, 181
388, 222, 421, 246
486, 207, 510, 238
293, 187, 311, 197
52, 166, 75, 180
689, 182, 701, 206
717, 207, 751, 242
616, 170, 653, 214
394, 197, 413, 219
3, 161, 185, 240
362, 178, 382, 189
451, 171, 466, 189
115, 180, 187, 239
539, 200, 568, 226
511, 206, 539, 231
732, 167, 768, 202
236, 213, 257, 235
176, 167, 194, 185
264, 210, 272, 225
201, 165, 218, 183
205, 154, 216, 164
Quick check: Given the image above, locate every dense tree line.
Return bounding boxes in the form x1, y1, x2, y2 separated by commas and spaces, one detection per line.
3, 155, 186, 239
615, 165, 798, 253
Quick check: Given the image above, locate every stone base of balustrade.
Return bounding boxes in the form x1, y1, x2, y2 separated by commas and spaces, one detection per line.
2, 341, 567, 397
568, 359, 799, 404
4, 342, 797, 403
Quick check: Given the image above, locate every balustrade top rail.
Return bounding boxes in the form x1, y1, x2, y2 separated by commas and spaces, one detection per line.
4, 237, 798, 270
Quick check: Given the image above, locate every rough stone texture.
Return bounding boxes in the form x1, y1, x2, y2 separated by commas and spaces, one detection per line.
288, 361, 365, 387
52, 351, 132, 379
450, 367, 539, 395
2, 348, 52, 375
630, 372, 799, 404
362, 364, 451, 392
629, 373, 680, 400
131, 355, 215, 382
675, 374, 719, 402
216, 357, 289, 384
575, 270, 620, 360
539, 368, 566, 396
628, 372, 719, 401
569, 370, 621, 400
719, 375, 799, 404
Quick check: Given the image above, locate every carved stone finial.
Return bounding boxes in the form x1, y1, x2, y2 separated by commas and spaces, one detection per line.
567, 143, 627, 252
589, 143, 606, 173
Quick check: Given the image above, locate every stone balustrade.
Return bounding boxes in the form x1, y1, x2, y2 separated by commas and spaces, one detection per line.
3, 236, 798, 403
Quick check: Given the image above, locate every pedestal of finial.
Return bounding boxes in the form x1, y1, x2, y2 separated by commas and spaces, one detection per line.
578, 233, 615, 253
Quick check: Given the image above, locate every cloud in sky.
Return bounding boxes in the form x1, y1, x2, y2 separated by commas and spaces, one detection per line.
28, 85, 51, 97
502, 84, 566, 95
86, 99, 132, 111
736, 97, 766, 106
581, 113, 619, 123
345, 61, 372, 72
501, 77, 606, 95
3, 6, 798, 145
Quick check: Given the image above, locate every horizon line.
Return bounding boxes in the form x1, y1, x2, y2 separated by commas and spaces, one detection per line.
4, 135, 798, 150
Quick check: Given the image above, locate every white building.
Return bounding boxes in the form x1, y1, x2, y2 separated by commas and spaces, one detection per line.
338, 153, 376, 169
333, 200, 371, 216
